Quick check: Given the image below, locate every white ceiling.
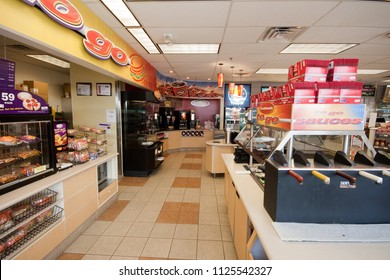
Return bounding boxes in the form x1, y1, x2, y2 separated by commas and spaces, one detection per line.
2, 0, 390, 86
79, 0, 390, 85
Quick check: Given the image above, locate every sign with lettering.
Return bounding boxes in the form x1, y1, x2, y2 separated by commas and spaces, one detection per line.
22, 0, 152, 86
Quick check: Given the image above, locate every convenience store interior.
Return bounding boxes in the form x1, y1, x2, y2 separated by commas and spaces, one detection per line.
1, 0, 390, 261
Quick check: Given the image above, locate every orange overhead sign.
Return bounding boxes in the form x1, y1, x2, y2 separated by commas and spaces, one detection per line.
21, 0, 156, 89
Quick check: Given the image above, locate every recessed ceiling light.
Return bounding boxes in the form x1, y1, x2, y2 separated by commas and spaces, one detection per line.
255, 68, 288, 74
358, 69, 388, 75
158, 44, 220, 54
281, 43, 357, 54
26, 55, 70, 68
101, 0, 140, 27
127, 28, 160, 54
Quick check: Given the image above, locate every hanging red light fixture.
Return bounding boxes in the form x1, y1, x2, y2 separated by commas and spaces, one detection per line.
217, 63, 224, 88
237, 69, 244, 96
229, 66, 235, 95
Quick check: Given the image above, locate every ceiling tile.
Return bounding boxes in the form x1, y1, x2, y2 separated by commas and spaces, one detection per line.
128, 1, 231, 27
296, 26, 390, 43
227, 1, 339, 27
315, 1, 390, 27
145, 27, 225, 43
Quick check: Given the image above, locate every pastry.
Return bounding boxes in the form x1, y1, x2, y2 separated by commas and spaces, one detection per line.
0, 136, 17, 145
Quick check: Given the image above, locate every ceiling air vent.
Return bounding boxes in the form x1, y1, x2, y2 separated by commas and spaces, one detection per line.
258, 26, 306, 42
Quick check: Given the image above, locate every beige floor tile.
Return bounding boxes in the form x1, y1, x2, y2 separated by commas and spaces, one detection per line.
220, 225, 233, 241
82, 254, 111, 260
219, 213, 229, 226
200, 195, 217, 204
198, 224, 222, 241
114, 237, 147, 257
110, 256, 139, 260
117, 192, 138, 200
174, 224, 198, 240
114, 209, 141, 222
182, 194, 200, 203
135, 210, 160, 223
87, 235, 123, 255
141, 238, 172, 258
119, 186, 142, 193
148, 193, 168, 203
169, 239, 197, 260
143, 200, 165, 211
150, 223, 176, 238
188, 170, 202, 178
103, 221, 133, 237
61, 151, 238, 261
197, 240, 224, 260
199, 203, 218, 214
217, 204, 228, 214
199, 212, 220, 225
64, 235, 99, 254
166, 193, 184, 202
176, 169, 190, 177
126, 222, 154, 237
83, 221, 112, 235
223, 241, 238, 260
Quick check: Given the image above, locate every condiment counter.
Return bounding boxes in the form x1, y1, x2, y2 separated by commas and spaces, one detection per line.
222, 153, 390, 260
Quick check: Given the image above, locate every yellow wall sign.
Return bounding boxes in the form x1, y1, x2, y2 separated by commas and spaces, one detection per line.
18, 0, 155, 89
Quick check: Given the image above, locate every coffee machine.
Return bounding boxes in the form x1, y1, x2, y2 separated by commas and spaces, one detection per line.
174, 110, 190, 130
159, 107, 175, 130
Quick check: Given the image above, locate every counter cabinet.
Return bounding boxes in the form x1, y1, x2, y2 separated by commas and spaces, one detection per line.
223, 154, 390, 260
0, 154, 118, 259
205, 139, 236, 174
162, 130, 215, 152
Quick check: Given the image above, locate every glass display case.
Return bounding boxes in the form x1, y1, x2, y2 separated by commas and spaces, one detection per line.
234, 108, 390, 224
0, 115, 57, 195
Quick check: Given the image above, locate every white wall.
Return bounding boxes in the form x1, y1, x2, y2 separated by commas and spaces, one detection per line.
70, 63, 118, 154
13, 59, 70, 112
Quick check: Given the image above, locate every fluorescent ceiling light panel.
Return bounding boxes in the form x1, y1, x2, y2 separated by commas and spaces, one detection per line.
26, 55, 70, 68
127, 28, 160, 54
101, 0, 140, 27
281, 43, 357, 54
255, 68, 288, 74
158, 44, 220, 54
357, 69, 388, 75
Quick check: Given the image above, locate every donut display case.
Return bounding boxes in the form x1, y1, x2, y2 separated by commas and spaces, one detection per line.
0, 115, 57, 196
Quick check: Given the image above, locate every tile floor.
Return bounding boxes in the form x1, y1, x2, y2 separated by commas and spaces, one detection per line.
57, 151, 238, 260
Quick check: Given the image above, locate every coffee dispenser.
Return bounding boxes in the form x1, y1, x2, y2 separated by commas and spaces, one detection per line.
159, 107, 175, 130
174, 110, 190, 130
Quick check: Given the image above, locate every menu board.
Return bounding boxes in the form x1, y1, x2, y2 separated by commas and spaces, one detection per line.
0, 88, 50, 114
0, 58, 15, 89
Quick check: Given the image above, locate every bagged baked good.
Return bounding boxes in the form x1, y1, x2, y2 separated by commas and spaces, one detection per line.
11, 204, 31, 218
0, 219, 15, 232
5, 229, 27, 248
68, 139, 88, 151
0, 209, 12, 227
20, 163, 41, 176
35, 208, 53, 223
31, 193, 56, 207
